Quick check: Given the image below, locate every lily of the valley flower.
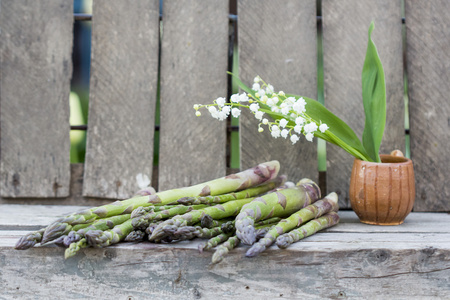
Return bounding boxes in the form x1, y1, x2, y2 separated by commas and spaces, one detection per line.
193, 76, 329, 145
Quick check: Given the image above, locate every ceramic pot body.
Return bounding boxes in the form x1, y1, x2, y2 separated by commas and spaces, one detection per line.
349, 154, 415, 225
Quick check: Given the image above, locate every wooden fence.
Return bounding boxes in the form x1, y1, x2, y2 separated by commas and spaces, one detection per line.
0, 0, 449, 212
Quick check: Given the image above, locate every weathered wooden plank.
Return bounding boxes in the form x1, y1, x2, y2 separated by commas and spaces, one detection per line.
83, 0, 160, 199
327, 211, 450, 233
322, 0, 404, 208
0, 164, 114, 206
158, 0, 228, 191
405, 0, 450, 212
238, 0, 318, 183
3, 206, 449, 298
0, 0, 73, 198
2, 230, 449, 298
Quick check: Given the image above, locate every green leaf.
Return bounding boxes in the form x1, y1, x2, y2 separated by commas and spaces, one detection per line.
286, 94, 372, 161
361, 22, 386, 162
227, 72, 256, 97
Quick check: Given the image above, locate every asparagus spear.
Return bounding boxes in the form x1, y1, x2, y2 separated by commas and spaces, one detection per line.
254, 226, 272, 240
198, 232, 235, 253
65, 238, 88, 259
246, 192, 339, 257
131, 205, 181, 219
219, 217, 282, 235
85, 218, 134, 248
276, 211, 340, 249
124, 230, 146, 242
211, 235, 240, 264
40, 160, 280, 244
64, 194, 147, 248
174, 175, 286, 205
145, 221, 163, 236
220, 220, 236, 234
63, 214, 132, 247
53, 235, 68, 247
200, 215, 235, 228
166, 225, 223, 241
235, 178, 321, 245
149, 197, 256, 241
199, 219, 280, 253
131, 205, 208, 230
255, 217, 282, 226
15, 228, 46, 250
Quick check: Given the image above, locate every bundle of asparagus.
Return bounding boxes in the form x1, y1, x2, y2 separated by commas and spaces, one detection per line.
14, 160, 340, 264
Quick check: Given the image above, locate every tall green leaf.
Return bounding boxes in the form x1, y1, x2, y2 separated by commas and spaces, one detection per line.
361, 22, 386, 162
288, 95, 372, 161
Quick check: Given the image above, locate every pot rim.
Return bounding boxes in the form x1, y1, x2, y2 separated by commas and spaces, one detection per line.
354, 154, 412, 166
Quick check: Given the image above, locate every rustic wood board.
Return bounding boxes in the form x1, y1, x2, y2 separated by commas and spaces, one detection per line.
322, 0, 405, 208
158, 0, 229, 191
2, 241, 449, 299
238, 0, 318, 183
0, 1, 73, 198
83, 0, 160, 199
405, 0, 450, 211
2, 206, 450, 299
0, 164, 113, 206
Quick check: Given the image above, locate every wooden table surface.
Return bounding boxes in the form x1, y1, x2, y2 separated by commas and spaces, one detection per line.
1, 204, 449, 299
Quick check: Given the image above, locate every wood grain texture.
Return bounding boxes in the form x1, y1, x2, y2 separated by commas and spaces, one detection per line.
238, 0, 318, 184
0, 1, 72, 197
83, 0, 160, 199
322, 0, 404, 208
0, 164, 113, 206
2, 209, 450, 299
158, 0, 228, 191
405, 0, 450, 211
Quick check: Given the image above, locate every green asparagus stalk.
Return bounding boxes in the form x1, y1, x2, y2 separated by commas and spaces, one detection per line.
85, 218, 134, 248
255, 217, 283, 226
200, 215, 235, 228
219, 217, 282, 235
167, 225, 223, 241
235, 178, 321, 245
204, 222, 280, 260
246, 192, 339, 257
124, 230, 146, 242
198, 232, 235, 253
132, 205, 208, 230
211, 235, 240, 264
149, 197, 256, 241
220, 220, 236, 234
276, 211, 340, 249
15, 228, 46, 250
131, 205, 179, 219
174, 175, 287, 205
15, 219, 95, 250
254, 226, 273, 240
145, 221, 163, 236
63, 214, 132, 247
53, 235, 68, 247
252, 221, 284, 241
65, 238, 88, 259
41, 160, 280, 244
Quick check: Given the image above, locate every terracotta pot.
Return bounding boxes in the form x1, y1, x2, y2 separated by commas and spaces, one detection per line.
349, 152, 415, 225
